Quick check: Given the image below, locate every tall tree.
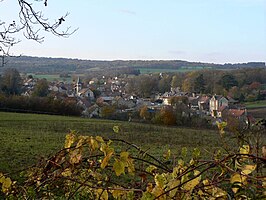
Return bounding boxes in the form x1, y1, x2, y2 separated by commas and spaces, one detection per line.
170, 74, 183, 89
1, 68, 22, 95
220, 74, 238, 91
158, 75, 171, 93
32, 79, 49, 97
194, 74, 205, 93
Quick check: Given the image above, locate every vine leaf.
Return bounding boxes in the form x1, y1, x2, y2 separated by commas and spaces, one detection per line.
96, 136, 104, 143
69, 149, 82, 164
155, 174, 165, 188
101, 151, 113, 169
113, 159, 125, 176
230, 173, 247, 193
163, 149, 171, 160
96, 189, 108, 200
183, 170, 201, 191
61, 168, 72, 177
0, 174, 12, 193
90, 137, 99, 150
240, 145, 250, 154
64, 132, 76, 149
216, 121, 227, 136
146, 165, 157, 174
192, 148, 201, 159
241, 164, 256, 175
120, 151, 129, 162
113, 126, 120, 133
141, 191, 156, 200
111, 188, 127, 199
168, 179, 180, 197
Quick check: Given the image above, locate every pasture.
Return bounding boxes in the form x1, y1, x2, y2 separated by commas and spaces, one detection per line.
137, 66, 213, 74
245, 100, 266, 119
27, 73, 73, 82
0, 112, 237, 177
245, 100, 266, 109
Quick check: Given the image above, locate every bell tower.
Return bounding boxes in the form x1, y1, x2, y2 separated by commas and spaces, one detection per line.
76, 76, 82, 95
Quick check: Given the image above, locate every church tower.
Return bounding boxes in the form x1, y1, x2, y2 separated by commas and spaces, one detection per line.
76, 76, 82, 95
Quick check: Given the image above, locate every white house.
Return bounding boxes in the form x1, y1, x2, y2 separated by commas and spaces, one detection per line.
209, 95, 228, 117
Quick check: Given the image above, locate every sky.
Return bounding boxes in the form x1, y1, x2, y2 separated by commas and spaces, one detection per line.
0, 0, 265, 64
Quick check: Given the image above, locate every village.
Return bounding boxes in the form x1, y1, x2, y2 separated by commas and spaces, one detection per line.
20, 73, 259, 128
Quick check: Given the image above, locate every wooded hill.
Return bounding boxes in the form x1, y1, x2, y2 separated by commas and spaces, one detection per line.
1, 56, 265, 74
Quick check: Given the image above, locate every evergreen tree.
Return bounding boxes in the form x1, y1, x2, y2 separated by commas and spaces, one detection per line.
194, 74, 205, 93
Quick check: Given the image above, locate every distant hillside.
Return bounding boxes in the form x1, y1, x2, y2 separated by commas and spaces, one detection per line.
1, 56, 265, 74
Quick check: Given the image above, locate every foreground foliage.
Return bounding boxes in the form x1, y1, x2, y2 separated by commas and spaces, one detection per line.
1, 123, 266, 199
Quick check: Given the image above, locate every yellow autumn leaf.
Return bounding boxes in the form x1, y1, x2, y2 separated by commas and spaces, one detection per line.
113, 159, 125, 176
146, 182, 153, 193
120, 151, 129, 162
113, 125, 120, 133
69, 149, 82, 164
2, 177, 12, 193
240, 145, 250, 154
230, 173, 246, 184
263, 177, 266, 187
168, 179, 180, 197
152, 186, 165, 199
146, 165, 157, 174
61, 168, 72, 177
90, 137, 99, 150
101, 190, 108, 200
241, 164, 256, 175
96, 189, 108, 200
0, 173, 4, 183
216, 121, 227, 136
127, 157, 135, 174
154, 174, 165, 188
111, 188, 127, 199
262, 178, 266, 196
203, 179, 209, 185
95, 136, 104, 143
230, 173, 247, 193
101, 151, 113, 169
183, 175, 200, 191
64, 132, 76, 149
214, 189, 227, 198
76, 137, 85, 148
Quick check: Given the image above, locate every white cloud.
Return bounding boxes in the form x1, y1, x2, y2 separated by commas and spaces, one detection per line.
119, 9, 136, 15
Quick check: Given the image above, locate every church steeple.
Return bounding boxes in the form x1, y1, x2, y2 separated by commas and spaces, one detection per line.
76, 76, 82, 95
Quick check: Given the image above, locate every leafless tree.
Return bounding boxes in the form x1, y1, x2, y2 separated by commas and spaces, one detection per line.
0, 0, 76, 65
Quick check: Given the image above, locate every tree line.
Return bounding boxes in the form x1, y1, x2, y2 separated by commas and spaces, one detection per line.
125, 68, 266, 101
0, 68, 82, 116
2, 56, 264, 73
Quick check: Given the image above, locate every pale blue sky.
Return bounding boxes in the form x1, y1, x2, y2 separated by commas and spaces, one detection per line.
1, 0, 265, 63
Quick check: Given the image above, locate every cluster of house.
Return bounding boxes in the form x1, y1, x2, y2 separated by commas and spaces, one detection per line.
22, 76, 253, 125
158, 89, 254, 124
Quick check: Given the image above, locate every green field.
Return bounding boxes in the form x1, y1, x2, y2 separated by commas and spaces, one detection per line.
0, 112, 238, 177
27, 74, 73, 82
245, 100, 266, 109
137, 66, 213, 74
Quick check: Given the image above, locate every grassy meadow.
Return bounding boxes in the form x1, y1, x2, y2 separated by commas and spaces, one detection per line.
245, 100, 266, 109
245, 100, 266, 119
0, 112, 237, 177
137, 66, 213, 74
27, 74, 73, 82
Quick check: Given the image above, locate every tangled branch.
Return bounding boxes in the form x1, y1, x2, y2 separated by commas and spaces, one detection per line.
0, 0, 77, 57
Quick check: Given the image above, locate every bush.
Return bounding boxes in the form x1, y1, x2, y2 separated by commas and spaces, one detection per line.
1, 124, 265, 199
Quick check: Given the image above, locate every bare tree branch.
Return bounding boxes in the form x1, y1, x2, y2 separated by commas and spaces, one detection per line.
0, 0, 77, 60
